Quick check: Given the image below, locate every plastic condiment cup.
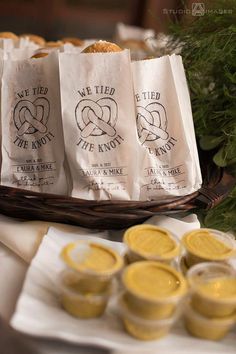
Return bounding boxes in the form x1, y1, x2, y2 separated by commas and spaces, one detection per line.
179, 255, 189, 275
59, 269, 114, 318
123, 224, 180, 264
60, 241, 124, 293
184, 300, 236, 340
181, 228, 236, 267
122, 261, 188, 320
118, 294, 180, 340
187, 262, 236, 317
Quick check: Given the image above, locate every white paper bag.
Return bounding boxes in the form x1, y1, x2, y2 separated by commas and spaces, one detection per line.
0, 37, 36, 60
59, 50, 139, 200
0, 38, 15, 51
17, 37, 40, 51
131, 54, 202, 200
1, 52, 68, 194
115, 22, 156, 60
115, 22, 155, 42
5, 47, 36, 60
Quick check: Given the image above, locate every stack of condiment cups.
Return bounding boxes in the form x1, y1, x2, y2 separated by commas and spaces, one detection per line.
184, 262, 236, 340
180, 228, 236, 274
59, 241, 124, 318
123, 224, 181, 267
119, 260, 188, 340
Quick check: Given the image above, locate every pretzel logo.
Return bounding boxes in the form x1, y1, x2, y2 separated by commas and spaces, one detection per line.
13, 97, 50, 136
75, 98, 118, 138
136, 102, 169, 144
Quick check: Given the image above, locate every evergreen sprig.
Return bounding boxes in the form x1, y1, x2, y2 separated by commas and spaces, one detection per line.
168, 0, 236, 232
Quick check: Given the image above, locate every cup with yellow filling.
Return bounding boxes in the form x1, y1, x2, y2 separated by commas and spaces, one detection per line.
60, 241, 123, 318
122, 261, 188, 320
118, 294, 179, 340
184, 300, 236, 340
61, 241, 124, 293
187, 262, 236, 318
59, 269, 114, 318
181, 228, 236, 267
123, 224, 180, 265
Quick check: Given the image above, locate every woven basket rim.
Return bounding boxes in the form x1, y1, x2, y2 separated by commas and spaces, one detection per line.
0, 163, 234, 230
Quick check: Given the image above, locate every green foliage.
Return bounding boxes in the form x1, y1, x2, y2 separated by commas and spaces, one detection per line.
168, 0, 236, 232
204, 188, 236, 234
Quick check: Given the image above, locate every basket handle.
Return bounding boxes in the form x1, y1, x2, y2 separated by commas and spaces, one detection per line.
195, 169, 236, 210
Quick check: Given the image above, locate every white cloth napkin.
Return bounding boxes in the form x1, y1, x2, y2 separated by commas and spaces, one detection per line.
144, 214, 200, 238
0, 214, 102, 263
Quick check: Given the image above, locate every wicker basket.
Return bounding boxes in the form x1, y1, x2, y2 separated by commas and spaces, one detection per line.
0, 154, 235, 230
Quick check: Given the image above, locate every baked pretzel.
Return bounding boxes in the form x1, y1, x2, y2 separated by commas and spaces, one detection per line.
61, 37, 84, 46
0, 32, 18, 40
31, 52, 49, 59
20, 34, 45, 46
46, 40, 63, 48
119, 39, 148, 51
82, 41, 122, 53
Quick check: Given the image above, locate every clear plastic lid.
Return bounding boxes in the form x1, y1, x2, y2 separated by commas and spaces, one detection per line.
60, 240, 124, 277
118, 293, 181, 327
122, 261, 188, 302
182, 228, 236, 260
187, 262, 236, 303
185, 300, 236, 326
123, 224, 180, 261
58, 269, 115, 300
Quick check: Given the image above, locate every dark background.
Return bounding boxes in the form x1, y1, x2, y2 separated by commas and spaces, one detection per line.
0, 0, 186, 40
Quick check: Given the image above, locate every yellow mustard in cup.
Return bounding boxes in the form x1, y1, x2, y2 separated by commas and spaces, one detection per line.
184, 300, 236, 340
182, 228, 236, 267
61, 241, 124, 293
187, 262, 236, 317
123, 224, 180, 264
118, 294, 179, 340
59, 269, 112, 318
122, 261, 188, 320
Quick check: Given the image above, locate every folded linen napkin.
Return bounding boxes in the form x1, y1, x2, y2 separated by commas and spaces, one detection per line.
0, 214, 103, 263
144, 214, 201, 238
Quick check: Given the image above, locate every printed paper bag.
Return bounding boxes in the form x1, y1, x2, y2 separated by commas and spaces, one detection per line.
131, 54, 202, 200
59, 50, 139, 200
1, 52, 68, 194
